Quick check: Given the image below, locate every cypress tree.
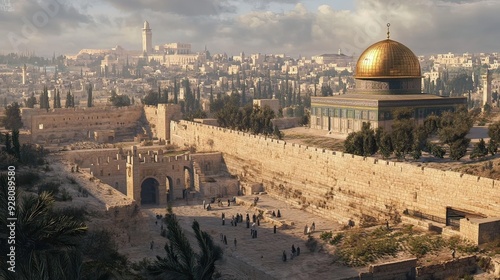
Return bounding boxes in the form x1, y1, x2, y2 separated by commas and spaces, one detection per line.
56, 90, 61, 108
173, 78, 178, 104
242, 84, 246, 105
53, 89, 57, 109
12, 129, 20, 159
65, 90, 72, 108
4, 133, 11, 153
87, 84, 93, 107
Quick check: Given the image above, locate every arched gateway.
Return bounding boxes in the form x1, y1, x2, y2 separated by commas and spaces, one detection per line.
126, 146, 193, 206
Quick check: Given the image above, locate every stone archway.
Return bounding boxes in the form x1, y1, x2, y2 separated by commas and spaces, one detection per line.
141, 177, 160, 204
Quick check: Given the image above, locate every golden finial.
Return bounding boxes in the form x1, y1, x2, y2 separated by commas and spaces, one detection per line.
386, 23, 391, 39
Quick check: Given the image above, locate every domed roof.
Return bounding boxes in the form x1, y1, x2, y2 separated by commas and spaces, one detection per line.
355, 39, 421, 79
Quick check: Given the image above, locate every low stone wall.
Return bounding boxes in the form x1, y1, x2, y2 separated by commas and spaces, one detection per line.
358, 258, 416, 280
415, 256, 477, 279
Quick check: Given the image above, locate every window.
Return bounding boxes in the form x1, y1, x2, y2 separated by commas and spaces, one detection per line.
38, 124, 44, 130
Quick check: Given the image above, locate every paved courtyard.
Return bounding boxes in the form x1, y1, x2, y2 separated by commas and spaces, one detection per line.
122, 194, 365, 280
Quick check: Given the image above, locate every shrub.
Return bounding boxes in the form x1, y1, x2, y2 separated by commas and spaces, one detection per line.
330, 233, 344, 245
320, 231, 333, 241
37, 181, 61, 195
60, 188, 73, 201
17, 171, 41, 187
407, 235, 444, 257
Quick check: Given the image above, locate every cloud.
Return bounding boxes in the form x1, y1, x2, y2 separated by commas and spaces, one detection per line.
103, 0, 237, 16
1, 0, 499, 57
0, 0, 93, 52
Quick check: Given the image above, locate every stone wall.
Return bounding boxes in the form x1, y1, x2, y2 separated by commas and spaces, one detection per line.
22, 106, 143, 143
415, 256, 477, 279
358, 258, 417, 279
170, 121, 500, 227
191, 152, 239, 197
89, 157, 127, 195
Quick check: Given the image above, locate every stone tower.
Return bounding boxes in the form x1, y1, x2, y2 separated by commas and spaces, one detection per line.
157, 104, 182, 143
142, 21, 152, 54
482, 70, 492, 107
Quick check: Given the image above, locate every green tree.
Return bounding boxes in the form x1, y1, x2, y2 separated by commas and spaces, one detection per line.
109, 90, 131, 107
273, 125, 283, 139
488, 121, 500, 143
470, 138, 488, 159
174, 78, 179, 104
53, 89, 57, 109
488, 139, 498, 155
378, 130, 393, 159
39, 86, 50, 110
438, 108, 472, 160
12, 129, 20, 159
142, 90, 159, 106
87, 84, 93, 107
321, 85, 333, 96
390, 109, 415, 159
344, 131, 364, 155
361, 123, 377, 156
449, 138, 470, 160
2, 102, 23, 130
147, 209, 222, 280
25, 92, 37, 108
55, 90, 61, 108
4, 132, 11, 153
65, 90, 74, 108
344, 123, 377, 156
0, 184, 87, 280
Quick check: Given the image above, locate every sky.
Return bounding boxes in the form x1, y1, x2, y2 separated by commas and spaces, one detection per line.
0, 0, 499, 58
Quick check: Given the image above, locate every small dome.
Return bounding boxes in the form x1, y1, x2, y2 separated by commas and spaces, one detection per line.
355, 39, 421, 79
143, 21, 150, 29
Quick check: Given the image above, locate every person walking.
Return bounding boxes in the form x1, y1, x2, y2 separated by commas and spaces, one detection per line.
150, 240, 154, 250
224, 235, 227, 245
282, 250, 287, 262
274, 225, 277, 234
234, 238, 237, 249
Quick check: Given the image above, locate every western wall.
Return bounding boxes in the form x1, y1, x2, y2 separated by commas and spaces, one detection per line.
170, 120, 500, 243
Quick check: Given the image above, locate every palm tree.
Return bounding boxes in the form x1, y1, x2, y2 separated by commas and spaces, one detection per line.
147, 209, 223, 280
0, 175, 87, 280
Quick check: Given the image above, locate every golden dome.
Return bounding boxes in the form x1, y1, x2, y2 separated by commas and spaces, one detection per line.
355, 39, 421, 79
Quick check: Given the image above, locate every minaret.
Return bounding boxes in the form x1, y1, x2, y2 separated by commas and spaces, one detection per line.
142, 21, 152, 54
22, 64, 27, 85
